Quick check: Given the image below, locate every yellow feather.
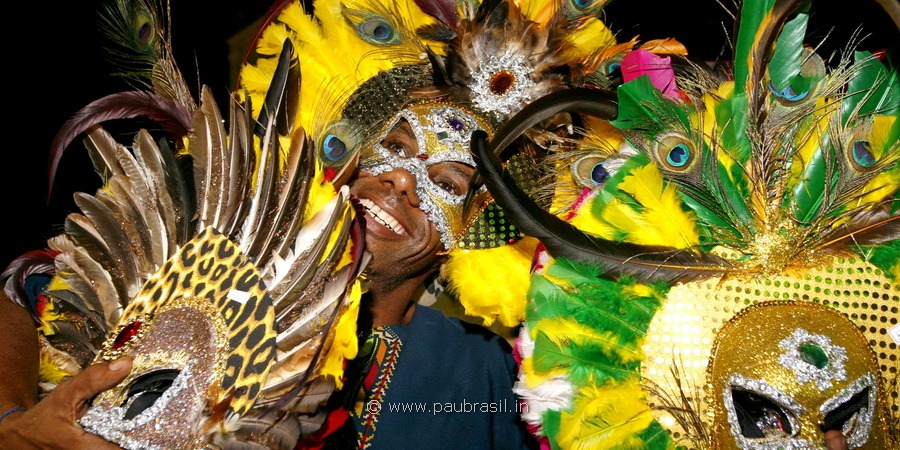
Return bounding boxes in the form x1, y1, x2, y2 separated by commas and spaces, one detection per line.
521, 355, 570, 388
790, 97, 836, 181
39, 351, 75, 384
870, 115, 897, 158
239, 0, 438, 140
602, 165, 699, 248
441, 237, 539, 327
557, 377, 654, 450
533, 317, 642, 364
316, 280, 361, 389
570, 199, 617, 240
562, 17, 615, 61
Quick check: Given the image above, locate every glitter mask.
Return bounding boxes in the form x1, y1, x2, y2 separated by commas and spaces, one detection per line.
79, 228, 277, 450
708, 302, 891, 449
359, 102, 493, 249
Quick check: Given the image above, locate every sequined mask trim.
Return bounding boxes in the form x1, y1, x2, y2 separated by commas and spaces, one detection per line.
819, 374, 876, 449
778, 328, 848, 392
360, 103, 490, 249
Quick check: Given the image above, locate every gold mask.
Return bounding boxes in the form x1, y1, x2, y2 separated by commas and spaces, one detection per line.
709, 301, 892, 449
359, 100, 494, 249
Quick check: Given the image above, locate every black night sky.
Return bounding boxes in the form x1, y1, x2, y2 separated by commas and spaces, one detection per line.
4, 0, 897, 266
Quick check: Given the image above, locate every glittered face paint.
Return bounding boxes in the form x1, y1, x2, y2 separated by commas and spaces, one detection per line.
359, 102, 492, 249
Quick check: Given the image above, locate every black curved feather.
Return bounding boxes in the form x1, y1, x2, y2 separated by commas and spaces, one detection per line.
471, 129, 731, 283
47, 91, 193, 201
463, 88, 618, 216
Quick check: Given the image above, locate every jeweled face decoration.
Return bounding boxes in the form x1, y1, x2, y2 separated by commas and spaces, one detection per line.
359, 101, 493, 249
708, 301, 891, 449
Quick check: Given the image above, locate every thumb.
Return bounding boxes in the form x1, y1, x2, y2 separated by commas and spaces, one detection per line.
55, 357, 133, 409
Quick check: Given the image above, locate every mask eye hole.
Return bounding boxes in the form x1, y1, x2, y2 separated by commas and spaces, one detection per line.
732, 389, 795, 439
123, 369, 180, 420
822, 387, 869, 436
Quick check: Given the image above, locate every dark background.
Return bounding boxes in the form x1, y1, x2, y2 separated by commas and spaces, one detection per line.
4, 0, 897, 267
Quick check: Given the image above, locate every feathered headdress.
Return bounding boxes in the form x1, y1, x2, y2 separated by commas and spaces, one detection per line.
237, 0, 629, 332
3, 1, 369, 447
469, 0, 899, 447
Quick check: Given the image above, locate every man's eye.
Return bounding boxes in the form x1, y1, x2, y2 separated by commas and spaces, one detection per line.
388, 143, 406, 155
437, 181, 457, 194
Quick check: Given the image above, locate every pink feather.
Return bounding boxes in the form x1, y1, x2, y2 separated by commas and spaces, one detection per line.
621, 49, 679, 99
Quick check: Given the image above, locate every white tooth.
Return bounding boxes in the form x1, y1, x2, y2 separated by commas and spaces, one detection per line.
359, 198, 407, 235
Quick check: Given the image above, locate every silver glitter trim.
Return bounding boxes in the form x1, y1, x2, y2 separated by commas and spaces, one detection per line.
470, 52, 535, 118
777, 328, 848, 391
79, 364, 197, 450
819, 373, 876, 449
724, 374, 807, 450
359, 106, 484, 248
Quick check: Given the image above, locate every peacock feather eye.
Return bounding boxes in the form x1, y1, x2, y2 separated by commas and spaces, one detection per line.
654, 132, 695, 171
570, 0, 594, 11
571, 155, 613, 187
606, 62, 621, 75
322, 134, 348, 162
667, 144, 690, 167
319, 119, 362, 168
591, 163, 609, 184
137, 21, 154, 46
769, 48, 825, 106
769, 83, 809, 102
356, 18, 399, 45
849, 140, 876, 170
489, 71, 516, 95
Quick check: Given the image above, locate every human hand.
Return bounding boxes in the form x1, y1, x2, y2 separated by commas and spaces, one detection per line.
0, 357, 132, 449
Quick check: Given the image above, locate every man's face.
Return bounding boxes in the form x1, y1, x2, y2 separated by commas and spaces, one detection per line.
350, 120, 476, 281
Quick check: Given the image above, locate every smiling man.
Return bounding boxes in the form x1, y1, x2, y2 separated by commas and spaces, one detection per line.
317, 102, 537, 449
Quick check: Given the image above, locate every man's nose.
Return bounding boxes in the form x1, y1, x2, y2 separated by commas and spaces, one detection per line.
382, 168, 421, 207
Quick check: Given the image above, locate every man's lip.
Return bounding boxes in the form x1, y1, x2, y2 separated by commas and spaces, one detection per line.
357, 197, 409, 236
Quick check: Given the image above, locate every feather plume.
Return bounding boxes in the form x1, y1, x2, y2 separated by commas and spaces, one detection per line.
472, 129, 731, 283
97, 0, 195, 110
509, 2, 900, 448
47, 91, 192, 199
0, 249, 60, 316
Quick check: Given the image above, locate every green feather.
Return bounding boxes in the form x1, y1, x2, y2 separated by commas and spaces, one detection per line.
715, 93, 751, 162
543, 409, 563, 450
842, 52, 900, 124
637, 420, 674, 450
791, 139, 829, 222
610, 77, 690, 136
853, 240, 900, 280
531, 331, 637, 386
768, 5, 811, 93
732, 0, 777, 93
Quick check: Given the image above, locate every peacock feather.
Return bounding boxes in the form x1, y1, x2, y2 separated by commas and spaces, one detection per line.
471, 0, 899, 447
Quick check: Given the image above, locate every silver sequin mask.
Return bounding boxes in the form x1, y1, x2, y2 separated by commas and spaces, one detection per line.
359, 101, 493, 249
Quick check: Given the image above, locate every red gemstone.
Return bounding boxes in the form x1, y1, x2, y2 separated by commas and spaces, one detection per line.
489, 71, 515, 95
416, 153, 429, 161
112, 321, 143, 349
324, 167, 336, 182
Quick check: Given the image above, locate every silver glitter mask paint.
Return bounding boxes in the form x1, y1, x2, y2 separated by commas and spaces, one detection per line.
359, 102, 493, 249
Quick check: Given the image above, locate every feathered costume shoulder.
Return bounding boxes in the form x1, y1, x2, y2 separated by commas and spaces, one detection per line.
3, 0, 368, 447
470, 0, 899, 448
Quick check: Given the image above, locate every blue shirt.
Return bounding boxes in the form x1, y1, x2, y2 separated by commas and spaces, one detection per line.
348, 305, 536, 450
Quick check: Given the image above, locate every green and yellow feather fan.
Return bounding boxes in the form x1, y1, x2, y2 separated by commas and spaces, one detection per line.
470, 0, 899, 447
237, 0, 442, 184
